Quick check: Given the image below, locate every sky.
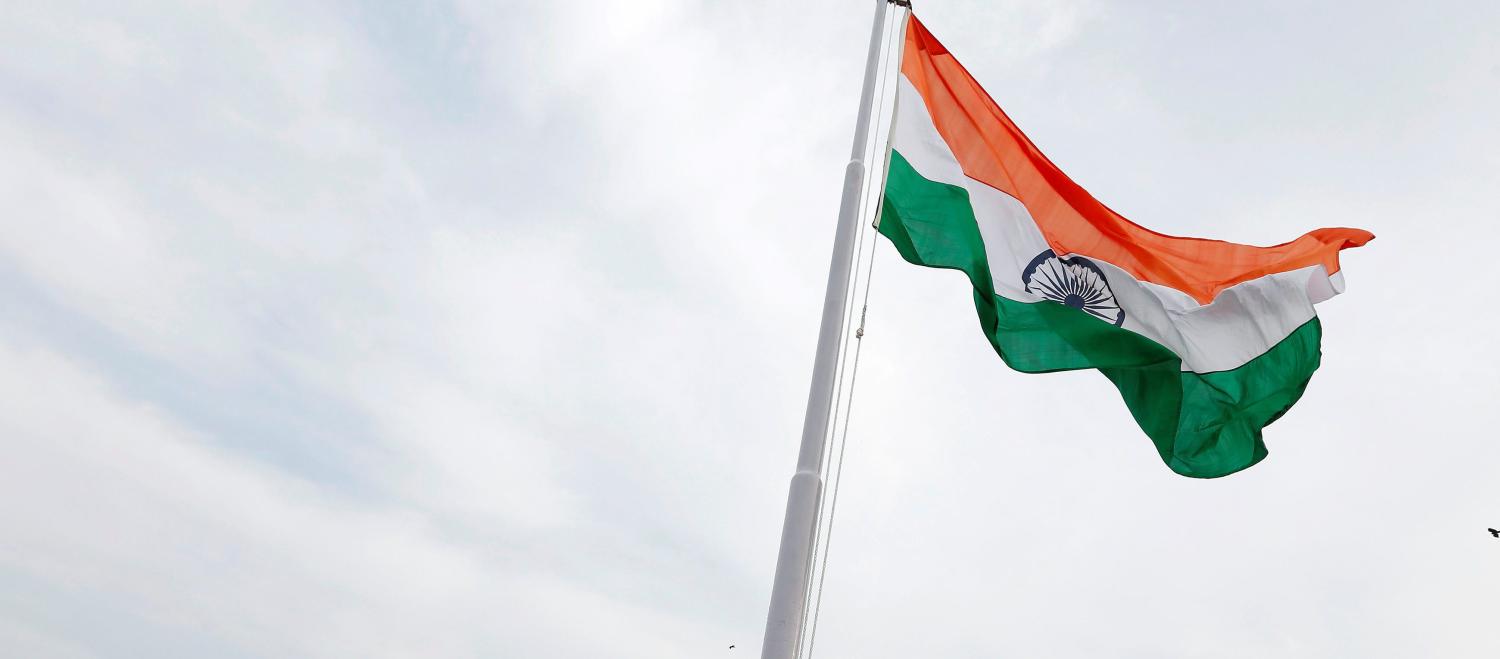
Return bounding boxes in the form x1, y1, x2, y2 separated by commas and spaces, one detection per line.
1, 0, 1497, 657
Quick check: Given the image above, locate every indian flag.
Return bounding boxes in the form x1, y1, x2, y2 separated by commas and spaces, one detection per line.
879, 15, 1373, 477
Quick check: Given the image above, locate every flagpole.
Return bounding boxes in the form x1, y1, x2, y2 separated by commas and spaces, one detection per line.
760, 2, 897, 658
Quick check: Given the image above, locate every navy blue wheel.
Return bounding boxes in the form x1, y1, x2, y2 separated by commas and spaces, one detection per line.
1021, 250, 1125, 326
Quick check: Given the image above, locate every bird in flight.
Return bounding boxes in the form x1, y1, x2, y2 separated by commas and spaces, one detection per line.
729, 645, 736, 650
1489, 528, 1499, 538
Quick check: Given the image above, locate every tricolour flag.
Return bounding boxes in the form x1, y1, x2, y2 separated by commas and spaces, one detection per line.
879, 15, 1373, 477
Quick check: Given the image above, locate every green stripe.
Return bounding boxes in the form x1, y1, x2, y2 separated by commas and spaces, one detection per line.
879, 150, 1323, 478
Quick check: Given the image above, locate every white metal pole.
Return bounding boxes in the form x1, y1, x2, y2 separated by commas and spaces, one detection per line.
760, 2, 894, 658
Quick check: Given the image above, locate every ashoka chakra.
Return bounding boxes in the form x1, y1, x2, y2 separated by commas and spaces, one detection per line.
1021, 250, 1125, 326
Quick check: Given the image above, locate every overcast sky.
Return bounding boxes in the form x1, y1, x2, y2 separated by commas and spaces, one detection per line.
2, 0, 1498, 657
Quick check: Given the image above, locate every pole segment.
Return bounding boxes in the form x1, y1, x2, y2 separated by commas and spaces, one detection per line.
760, 2, 892, 658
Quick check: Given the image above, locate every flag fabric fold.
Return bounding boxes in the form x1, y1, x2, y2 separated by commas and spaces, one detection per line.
878, 14, 1372, 477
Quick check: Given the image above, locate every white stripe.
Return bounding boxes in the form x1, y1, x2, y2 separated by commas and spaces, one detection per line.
890, 75, 1344, 373
1105, 262, 1320, 372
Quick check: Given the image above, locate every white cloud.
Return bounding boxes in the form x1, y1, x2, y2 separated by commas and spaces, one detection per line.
0, 337, 728, 657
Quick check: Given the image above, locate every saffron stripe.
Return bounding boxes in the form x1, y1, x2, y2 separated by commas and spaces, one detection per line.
898, 13, 1371, 304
